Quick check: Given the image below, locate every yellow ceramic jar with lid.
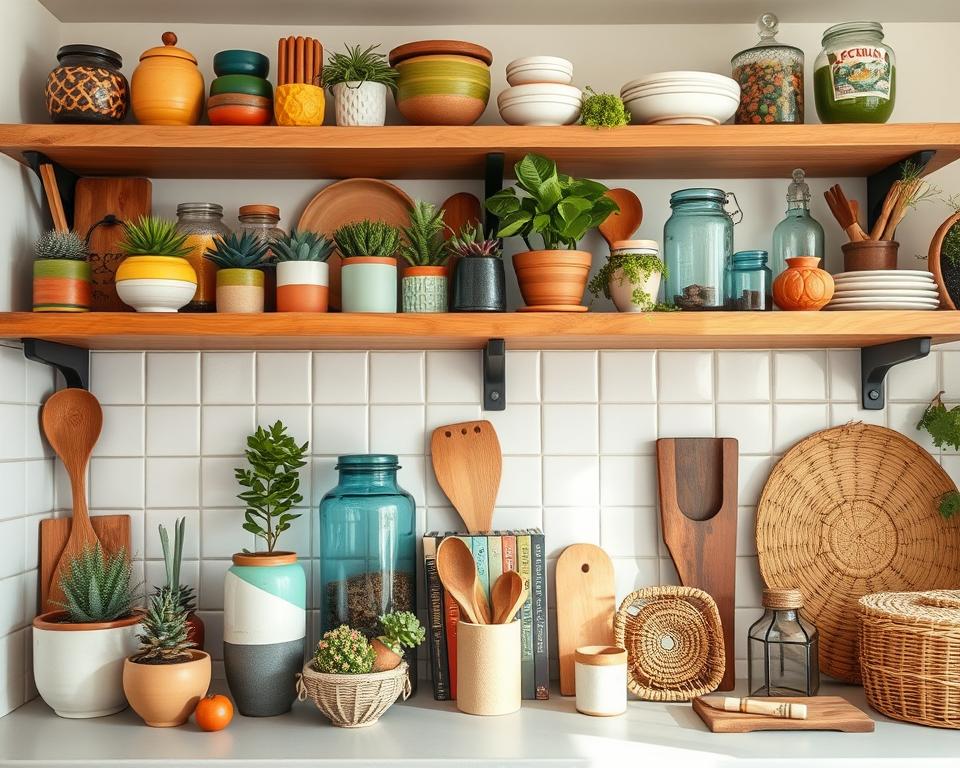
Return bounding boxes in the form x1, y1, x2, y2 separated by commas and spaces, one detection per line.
131, 32, 205, 125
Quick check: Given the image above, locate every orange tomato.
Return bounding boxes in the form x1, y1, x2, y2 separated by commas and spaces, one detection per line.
195, 694, 234, 731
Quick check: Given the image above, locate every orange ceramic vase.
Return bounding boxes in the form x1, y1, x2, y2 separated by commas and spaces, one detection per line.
513, 250, 593, 309
772, 256, 835, 310
131, 32, 204, 125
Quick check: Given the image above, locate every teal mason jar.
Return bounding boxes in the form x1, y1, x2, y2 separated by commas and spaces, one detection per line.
319, 454, 417, 686
725, 250, 773, 310
663, 188, 740, 310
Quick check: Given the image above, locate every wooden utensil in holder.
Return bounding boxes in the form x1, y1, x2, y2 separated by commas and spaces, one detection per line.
278, 36, 322, 86
456, 620, 521, 716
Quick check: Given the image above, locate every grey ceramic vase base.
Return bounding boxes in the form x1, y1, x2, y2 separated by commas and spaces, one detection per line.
452, 257, 506, 312
224, 637, 304, 716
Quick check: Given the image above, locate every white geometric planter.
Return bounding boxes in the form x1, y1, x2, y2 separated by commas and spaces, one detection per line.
333, 81, 387, 127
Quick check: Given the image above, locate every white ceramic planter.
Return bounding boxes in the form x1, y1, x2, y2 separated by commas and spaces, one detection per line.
609, 269, 662, 312
574, 645, 627, 717
333, 81, 387, 126
33, 611, 141, 718
276, 260, 329, 312
116, 278, 196, 312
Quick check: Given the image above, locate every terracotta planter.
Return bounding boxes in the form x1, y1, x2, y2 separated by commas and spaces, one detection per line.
402, 265, 447, 312
276, 261, 329, 312
131, 32, 204, 126
772, 256, 834, 311
333, 81, 386, 126
841, 240, 899, 272
929, 212, 960, 310
123, 650, 211, 727
33, 611, 141, 718
513, 249, 593, 309
341, 256, 398, 313
33, 259, 91, 312
216, 268, 264, 313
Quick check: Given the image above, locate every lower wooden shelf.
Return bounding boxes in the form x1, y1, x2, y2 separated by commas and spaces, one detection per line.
0, 311, 957, 350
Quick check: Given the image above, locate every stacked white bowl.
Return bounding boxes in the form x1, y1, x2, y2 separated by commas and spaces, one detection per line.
620, 71, 740, 125
499, 56, 581, 126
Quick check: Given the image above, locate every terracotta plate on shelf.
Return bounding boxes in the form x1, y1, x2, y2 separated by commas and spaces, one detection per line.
298, 178, 413, 310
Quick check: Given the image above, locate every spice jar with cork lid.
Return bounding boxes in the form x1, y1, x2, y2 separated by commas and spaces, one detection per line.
748, 588, 820, 697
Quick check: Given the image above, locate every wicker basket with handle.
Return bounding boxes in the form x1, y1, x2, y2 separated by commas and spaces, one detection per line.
859, 590, 960, 729
296, 660, 411, 727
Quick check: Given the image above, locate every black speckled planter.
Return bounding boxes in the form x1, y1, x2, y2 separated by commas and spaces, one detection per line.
452, 257, 506, 312
223, 638, 305, 717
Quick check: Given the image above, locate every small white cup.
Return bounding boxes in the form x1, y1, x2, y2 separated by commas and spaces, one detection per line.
574, 645, 627, 717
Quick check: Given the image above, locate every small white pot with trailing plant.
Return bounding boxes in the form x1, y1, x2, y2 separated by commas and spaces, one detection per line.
589, 239, 668, 312
323, 44, 398, 127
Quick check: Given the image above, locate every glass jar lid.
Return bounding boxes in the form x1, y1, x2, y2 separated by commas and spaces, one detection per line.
786, 168, 811, 205
336, 454, 400, 470
177, 202, 224, 217
734, 13, 803, 59
239, 204, 281, 219
669, 187, 727, 205
57, 44, 123, 68
821, 21, 885, 46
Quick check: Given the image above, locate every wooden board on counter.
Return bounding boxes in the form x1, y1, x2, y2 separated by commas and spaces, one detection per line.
693, 696, 875, 733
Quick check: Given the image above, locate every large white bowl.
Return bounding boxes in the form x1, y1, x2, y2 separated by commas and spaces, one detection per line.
624, 89, 738, 125
621, 82, 742, 102
499, 93, 583, 108
116, 278, 197, 313
622, 71, 739, 92
500, 97, 581, 126
498, 83, 581, 107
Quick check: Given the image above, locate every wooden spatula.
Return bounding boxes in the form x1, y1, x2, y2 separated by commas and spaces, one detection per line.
431, 420, 501, 534
598, 188, 643, 251
42, 389, 103, 608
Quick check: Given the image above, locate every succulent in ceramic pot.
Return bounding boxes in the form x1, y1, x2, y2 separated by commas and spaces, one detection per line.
153, 517, 203, 650
323, 44, 397, 126
33, 544, 142, 718
204, 231, 270, 313
32, 230, 92, 312
334, 220, 402, 312
116, 216, 197, 312
399, 200, 448, 313
271, 229, 335, 312
446, 221, 505, 312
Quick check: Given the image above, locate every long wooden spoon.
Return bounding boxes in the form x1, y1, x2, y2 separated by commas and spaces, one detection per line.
431, 420, 501, 534
42, 389, 103, 607
436, 536, 491, 624
491, 570, 526, 624
598, 188, 643, 251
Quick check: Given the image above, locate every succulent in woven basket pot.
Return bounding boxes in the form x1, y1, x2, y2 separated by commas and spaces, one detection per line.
371, 611, 426, 672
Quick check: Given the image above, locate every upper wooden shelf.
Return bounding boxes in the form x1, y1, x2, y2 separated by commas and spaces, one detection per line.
1, 124, 959, 180
0, 312, 957, 351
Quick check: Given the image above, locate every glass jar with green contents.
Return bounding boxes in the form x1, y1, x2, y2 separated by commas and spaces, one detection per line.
814, 22, 895, 123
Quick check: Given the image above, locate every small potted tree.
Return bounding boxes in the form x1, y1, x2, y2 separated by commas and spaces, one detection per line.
272, 229, 335, 312
115, 216, 197, 312
204, 231, 270, 313
322, 44, 398, 127
399, 200, 448, 313
32, 230, 92, 312
334, 220, 402, 312
447, 221, 505, 312
122, 589, 211, 727
223, 421, 308, 717
154, 517, 203, 649
485, 153, 619, 310
33, 545, 141, 718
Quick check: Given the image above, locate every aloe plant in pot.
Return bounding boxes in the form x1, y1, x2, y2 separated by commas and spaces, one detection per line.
272, 229, 335, 312
399, 200, 448, 312
205, 231, 270, 313
154, 517, 203, 650
485, 153, 619, 310
447, 221, 505, 312
334, 220, 402, 312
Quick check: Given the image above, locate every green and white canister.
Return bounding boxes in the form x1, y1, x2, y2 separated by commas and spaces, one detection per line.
340, 256, 398, 312
401, 265, 448, 312
223, 552, 305, 717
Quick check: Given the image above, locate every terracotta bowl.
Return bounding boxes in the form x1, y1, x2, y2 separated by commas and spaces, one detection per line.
208, 103, 272, 126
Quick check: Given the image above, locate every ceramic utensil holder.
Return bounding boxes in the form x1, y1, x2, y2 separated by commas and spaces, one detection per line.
456, 620, 520, 716
575, 646, 627, 716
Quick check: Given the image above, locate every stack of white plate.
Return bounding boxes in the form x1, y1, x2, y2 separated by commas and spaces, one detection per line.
498, 82, 582, 126
825, 270, 940, 311
620, 71, 740, 125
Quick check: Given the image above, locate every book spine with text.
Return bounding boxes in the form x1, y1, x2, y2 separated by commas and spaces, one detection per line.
487, 535, 503, 597
444, 534, 462, 699
517, 534, 534, 699
422, 535, 449, 700
471, 535, 490, 603
531, 530, 549, 700
502, 534, 517, 573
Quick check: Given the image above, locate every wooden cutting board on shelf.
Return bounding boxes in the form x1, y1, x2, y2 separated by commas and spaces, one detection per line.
693, 696, 875, 733
657, 437, 738, 691
74, 177, 152, 312
40, 514, 131, 613
555, 543, 615, 696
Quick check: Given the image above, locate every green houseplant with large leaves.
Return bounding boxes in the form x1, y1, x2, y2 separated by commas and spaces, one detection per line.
485, 153, 618, 309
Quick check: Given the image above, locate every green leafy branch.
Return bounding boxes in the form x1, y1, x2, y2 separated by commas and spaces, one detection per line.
916, 391, 960, 518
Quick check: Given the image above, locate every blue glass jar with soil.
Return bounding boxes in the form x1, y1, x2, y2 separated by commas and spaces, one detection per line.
319, 454, 417, 688
725, 250, 773, 310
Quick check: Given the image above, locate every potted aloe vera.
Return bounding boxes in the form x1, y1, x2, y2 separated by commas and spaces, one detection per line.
323, 44, 398, 127
115, 216, 197, 312
272, 229, 335, 312
224, 421, 308, 717
447, 222, 505, 312
399, 200, 448, 312
334, 220, 402, 312
123, 589, 211, 727
32, 230, 92, 312
205, 232, 270, 313
33, 544, 141, 718
154, 517, 203, 649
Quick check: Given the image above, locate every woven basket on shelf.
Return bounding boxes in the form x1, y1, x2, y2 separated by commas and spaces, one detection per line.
859, 590, 960, 729
613, 585, 725, 701
296, 661, 411, 728
756, 423, 960, 683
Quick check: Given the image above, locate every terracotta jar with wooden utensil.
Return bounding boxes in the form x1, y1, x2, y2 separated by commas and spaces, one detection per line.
131, 32, 204, 125
772, 256, 834, 310
45, 44, 129, 124
841, 239, 899, 272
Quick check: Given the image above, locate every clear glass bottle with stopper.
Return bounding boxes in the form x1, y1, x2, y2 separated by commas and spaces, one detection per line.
771, 169, 824, 280
748, 588, 820, 697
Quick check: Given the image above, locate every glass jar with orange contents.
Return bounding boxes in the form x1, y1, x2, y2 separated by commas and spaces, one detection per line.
176, 202, 230, 311
732, 13, 804, 124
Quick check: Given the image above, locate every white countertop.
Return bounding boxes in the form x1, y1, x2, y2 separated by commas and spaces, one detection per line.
1, 684, 957, 767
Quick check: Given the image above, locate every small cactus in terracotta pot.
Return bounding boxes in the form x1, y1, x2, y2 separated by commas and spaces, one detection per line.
772, 256, 834, 310
314, 625, 376, 674
371, 611, 426, 672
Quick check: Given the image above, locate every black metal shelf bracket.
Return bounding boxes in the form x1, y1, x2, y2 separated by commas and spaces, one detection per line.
24, 151, 79, 231
483, 152, 505, 237
861, 337, 930, 410
866, 150, 936, 232
22, 339, 89, 390
483, 338, 506, 411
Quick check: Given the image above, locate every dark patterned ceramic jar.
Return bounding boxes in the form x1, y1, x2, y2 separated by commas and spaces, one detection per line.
45, 45, 129, 124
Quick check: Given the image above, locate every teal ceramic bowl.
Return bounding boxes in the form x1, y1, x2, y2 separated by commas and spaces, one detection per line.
210, 74, 273, 99
214, 49, 270, 78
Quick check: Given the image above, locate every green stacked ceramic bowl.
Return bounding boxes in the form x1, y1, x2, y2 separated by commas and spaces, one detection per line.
208, 51, 272, 125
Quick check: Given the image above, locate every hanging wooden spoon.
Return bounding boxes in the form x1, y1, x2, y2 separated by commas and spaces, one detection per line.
491, 570, 526, 624
42, 389, 103, 607
436, 536, 491, 624
598, 188, 643, 252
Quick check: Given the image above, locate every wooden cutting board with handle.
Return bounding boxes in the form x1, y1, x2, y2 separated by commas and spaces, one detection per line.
430, 420, 501, 534
74, 177, 152, 311
693, 696, 874, 733
555, 543, 615, 696
657, 437, 738, 691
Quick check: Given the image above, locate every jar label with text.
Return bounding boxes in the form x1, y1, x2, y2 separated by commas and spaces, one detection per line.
825, 47, 892, 101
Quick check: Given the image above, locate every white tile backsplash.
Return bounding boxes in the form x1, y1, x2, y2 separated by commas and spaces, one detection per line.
542, 404, 598, 455
90, 352, 144, 405
599, 351, 656, 402
313, 352, 367, 404
146, 352, 200, 405
201, 352, 256, 404
256, 352, 312, 404
773, 350, 828, 400
658, 351, 714, 402
369, 352, 424, 404
146, 406, 200, 456
716, 351, 770, 402
541, 351, 598, 402
598, 403, 657, 454
426, 350, 482, 404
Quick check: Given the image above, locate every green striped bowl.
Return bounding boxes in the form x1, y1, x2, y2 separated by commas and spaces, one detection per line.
395, 55, 490, 125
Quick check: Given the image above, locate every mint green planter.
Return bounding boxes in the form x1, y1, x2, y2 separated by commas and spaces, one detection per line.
341, 257, 397, 313
402, 271, 447, 313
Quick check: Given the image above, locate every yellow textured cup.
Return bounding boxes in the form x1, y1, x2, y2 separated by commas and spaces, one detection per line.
116, 255, 197, 283
274, 83, 325, 126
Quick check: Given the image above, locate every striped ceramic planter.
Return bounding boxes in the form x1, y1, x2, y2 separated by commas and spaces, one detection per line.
394, 55, 490, 125
216, 268, 264, 313
341, 256, 397, 313
33, 259, 91, 312
402, 266, 447, 312
276, 260, 328, 312
224, 552, 306, 717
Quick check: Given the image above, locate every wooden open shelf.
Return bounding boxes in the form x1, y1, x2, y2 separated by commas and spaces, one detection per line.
1, 124, 959, 179
1, 312, 957, 351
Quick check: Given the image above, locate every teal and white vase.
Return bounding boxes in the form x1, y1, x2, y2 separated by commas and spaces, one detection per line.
402, 266, 448, 312
223, 552, 305, 717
